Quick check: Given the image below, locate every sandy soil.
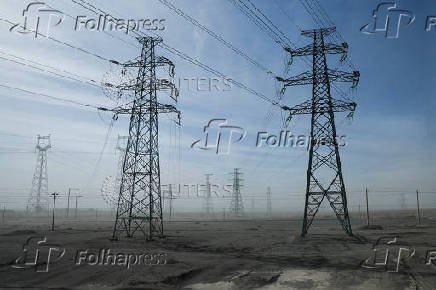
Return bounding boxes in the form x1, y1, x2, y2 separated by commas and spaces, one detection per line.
0, 211, 435, 289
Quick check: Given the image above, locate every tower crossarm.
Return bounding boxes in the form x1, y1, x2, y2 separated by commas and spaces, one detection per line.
124, 56, 175, 71
99, 103, 181, 124
279, 70, 359, 87
282, 98, 356, 116
327, 70, 360, 83
118, 78, 179, 102
301, 27, 336, 38
290, 43, 348, 57
99, 103, 180, 115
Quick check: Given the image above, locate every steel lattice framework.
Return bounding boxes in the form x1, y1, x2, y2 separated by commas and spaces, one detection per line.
230, 168, 244, 216
112, 37, 180, 240
280, 27, 359, 237
204, 174, 213, 215
28, 135, 51, 213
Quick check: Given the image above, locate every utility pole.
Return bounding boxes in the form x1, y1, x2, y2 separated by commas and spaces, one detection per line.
204, 174, 213, 215
278, 27, 359, 237
51, 192, 59, 231
365, 188, 370, 226
75, 195, 83, 219
66, 188, 79, 217
266, 186, 272, 218
230, 168, 244, 217
168, 184, 173, 221
416, 189, 421, 225
400, 192, 406, 209
111, 36, 181, 241
28, 135, 51, 213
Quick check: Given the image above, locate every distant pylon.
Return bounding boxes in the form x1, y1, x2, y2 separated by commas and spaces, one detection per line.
266, 186, 272, 217
27, 135, 51, 213
204, 174, 213, 215
230, 168, 244, 216
112, 36, 180, 240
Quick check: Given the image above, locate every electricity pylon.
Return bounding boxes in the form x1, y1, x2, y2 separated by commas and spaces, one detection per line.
278, 27, 360, 237
27, 135, 51, 213
111, 37, 180, 240
230, 168, 244, 217
266, 186, 272, 218
204, 174, 213, 215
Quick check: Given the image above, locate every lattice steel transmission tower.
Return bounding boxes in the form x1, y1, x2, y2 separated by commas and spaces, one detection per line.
279, 27, 360, 237
27, 135, 51, 213
111, 37, 180, 240
230, 168, 244, 216
266, 186, 272, 217
203, 174, 213, 215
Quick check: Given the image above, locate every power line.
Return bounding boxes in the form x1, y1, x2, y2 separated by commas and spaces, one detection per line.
159, 42, 278, 105
0, 83, 99, 108
228, 0, 289, 49
45, 1, 139, 50
0, 83, 125, 114
0, 15, 115, 63
68, 0, 280, 106
0, 83, 133, 117
248, 0, 356, 112
0, 150, 116, 155
0, 53, 102, 89
228, 0, 313, 71
299, 0, 357, 71
157, 0, 277, 77
246, 0, 297, 49
272, 0, 303, 32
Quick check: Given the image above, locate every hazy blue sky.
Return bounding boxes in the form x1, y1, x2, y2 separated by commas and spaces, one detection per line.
0, 0, 435, 213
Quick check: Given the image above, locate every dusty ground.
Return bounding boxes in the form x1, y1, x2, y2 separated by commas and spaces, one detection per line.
0, 210, 435, 289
